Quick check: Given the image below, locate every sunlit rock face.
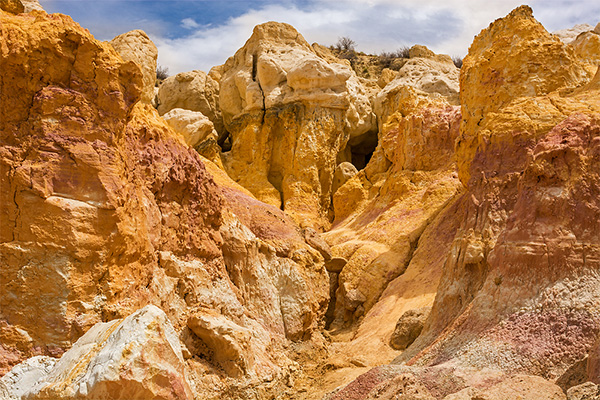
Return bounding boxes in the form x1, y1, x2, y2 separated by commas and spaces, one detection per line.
11, 306, 193, 400
109, 29, 158, 105
0, 9, 328, 398
157, 70, 226, 142
219, 21, 377, 230
398, 4, 600, 381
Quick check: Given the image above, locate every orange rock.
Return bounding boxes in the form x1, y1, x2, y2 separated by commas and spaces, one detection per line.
400, 7, 600, 382
0, 11, 328, 398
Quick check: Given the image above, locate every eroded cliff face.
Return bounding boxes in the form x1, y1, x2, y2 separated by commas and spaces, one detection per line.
328, 6, 600, 399
2, 2, 600, 400
404, 6, 600, 378
0, 8, 328, 398
219, 22, 377, 230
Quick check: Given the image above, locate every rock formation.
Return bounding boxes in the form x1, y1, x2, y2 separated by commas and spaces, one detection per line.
157, 70, 225, 141
161, 108, 223, 168
12, 306, 193, 400
0, 9, 328, 399
219, 21, 377, 229
326, 6, 600, 398
109, 30, 158, 104
553, 23, 595, 43
2, 3, 600, 400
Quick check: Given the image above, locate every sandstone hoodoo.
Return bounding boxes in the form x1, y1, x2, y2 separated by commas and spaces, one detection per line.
1, 1, 599, 399
219, 22, 377, 230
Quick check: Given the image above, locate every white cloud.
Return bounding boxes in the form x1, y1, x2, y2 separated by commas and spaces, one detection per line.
181, 18, 200, 30
154, 0, 600, 74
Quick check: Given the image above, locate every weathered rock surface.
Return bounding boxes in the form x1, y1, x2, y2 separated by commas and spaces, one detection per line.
160, 108, 223, 168
157, 70, 225, 141
16, 305, 193, 400
0, 10, 328, 399
0, 356, 57, 400
389, 307, 430, 351
566, 382, 599, 400
569, 29, 600, 76
456, 5, 591, 184
161, 108, 217, 147
324, 87, 461, 330
109, 30, 158, 104
326, 365, 567, 400
20, 0, 42, 12
322, 6, 600, 400
0, 0, 23, 13
392, 5, 600, 383
553, 23, 594, 43
374, 46, 459, 125
219, 21, 377, 229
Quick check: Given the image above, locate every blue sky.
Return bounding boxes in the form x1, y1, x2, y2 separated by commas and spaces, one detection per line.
41, 0, 600, 74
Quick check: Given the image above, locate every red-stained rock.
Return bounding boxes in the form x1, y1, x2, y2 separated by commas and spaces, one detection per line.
0, 10, 328, 398
398, 7, 600, 383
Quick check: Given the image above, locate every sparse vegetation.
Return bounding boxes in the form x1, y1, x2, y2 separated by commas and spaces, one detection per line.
156, 65, 169, 81
334, 36, 356, 52
452, 56, 463, 69
377, 46, 411, 70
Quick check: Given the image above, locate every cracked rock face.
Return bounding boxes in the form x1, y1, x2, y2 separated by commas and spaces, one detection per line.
0, 10, 328, 398
219, 21, 377, 230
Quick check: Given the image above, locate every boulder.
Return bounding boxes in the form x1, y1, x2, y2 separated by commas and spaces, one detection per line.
162, 108, 217, 147
389, 307, 430, 351
332, 162, 358, 195
20, 305, 193, 400
219, 21, 377, 229
110, 30, 158, 105
157, 70, 225, 141
21, 0, 43, 12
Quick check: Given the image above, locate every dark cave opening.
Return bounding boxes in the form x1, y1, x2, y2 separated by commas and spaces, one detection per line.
348, 130, 378, 170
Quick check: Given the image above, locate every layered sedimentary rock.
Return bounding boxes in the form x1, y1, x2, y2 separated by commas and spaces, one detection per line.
219, 21, 377, 229
417, 9, 600, 380
0, 10, 328, 399
109, 30, 158, 104
157, 70, 225, 141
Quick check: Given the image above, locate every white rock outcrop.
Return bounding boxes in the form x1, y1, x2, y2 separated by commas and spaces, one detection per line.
14, 305, 193, 400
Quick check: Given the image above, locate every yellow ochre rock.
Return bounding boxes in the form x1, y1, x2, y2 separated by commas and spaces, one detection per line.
219, 21, 377, 229
109, 29, 158, 105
